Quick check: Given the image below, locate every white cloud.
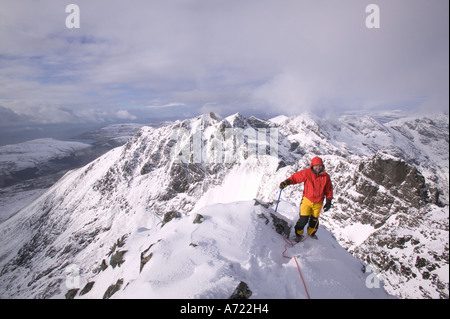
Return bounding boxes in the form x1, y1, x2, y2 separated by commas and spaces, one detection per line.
252, 73, 319, 115
146, 102, 186, 109
116, 110, 137, 120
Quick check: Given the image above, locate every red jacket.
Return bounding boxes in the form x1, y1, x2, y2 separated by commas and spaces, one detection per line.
286, 157, 333, 204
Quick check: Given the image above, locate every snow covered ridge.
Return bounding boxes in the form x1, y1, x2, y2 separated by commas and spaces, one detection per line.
0, 112, 448, 299
1, 199, 393, 299
164, 113, 280, 165
64, 200, 392, 299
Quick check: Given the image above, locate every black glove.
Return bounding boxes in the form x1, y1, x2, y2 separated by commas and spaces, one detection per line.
279, 180, 290, 189
323, 198, 332, 212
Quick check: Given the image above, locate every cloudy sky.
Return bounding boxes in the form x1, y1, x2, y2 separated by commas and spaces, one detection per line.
0, 0, 448, 127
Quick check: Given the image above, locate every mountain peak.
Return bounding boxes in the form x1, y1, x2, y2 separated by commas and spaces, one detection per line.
224, 112, 247, 127
196, 112, 221, 124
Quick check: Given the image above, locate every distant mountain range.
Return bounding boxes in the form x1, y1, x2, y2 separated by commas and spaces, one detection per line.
0, 111, 448, 299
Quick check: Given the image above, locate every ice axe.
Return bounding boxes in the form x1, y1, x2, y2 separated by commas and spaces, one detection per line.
275, 188, 282, 212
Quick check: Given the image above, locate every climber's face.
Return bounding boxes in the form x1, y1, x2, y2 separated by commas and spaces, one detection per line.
312, 165, 323, 174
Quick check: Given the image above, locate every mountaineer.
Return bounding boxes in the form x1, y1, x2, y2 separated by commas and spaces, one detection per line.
279, 157, 333, 242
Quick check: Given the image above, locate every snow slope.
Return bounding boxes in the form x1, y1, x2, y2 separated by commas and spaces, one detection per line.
58, 200, 391, 299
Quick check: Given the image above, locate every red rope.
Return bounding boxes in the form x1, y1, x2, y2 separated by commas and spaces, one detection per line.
293, 255, 311, 299
282, 237, 311, 299
276, 192, 322, 299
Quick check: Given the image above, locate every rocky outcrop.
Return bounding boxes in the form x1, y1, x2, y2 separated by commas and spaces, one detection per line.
320, 153, 448, 298
229, 281, 252, 299
162, 210, 182, 227
103, 278, 123, 299
254, 199, 290, 238
359, 155, 428, 209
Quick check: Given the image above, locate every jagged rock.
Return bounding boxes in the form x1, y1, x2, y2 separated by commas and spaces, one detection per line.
229, 281, 252, 299
229, 113, 247, 128
359, 156, 428, 209
107, 235, 128, 257
140, 252, 153, 273
162, 210, 182, 227
254, 198, 270, 208
99, 259, 108, 272
270, 213, 290, 238
140, 241, 159, 272
79, 281, 95, 296
257, 213, 270, 225
110, 250, 127, 268
254, 199, 290, 237
65, 288, 79, 299
140, 162, 154, 175
209, 112, 218, 121
247, 116, 270, 129
103, 278, 123, 299
193, 214, 204, 224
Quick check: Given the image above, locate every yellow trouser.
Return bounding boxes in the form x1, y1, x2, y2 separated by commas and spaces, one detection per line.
300, 197, 323, 218
295, 197, 323, 236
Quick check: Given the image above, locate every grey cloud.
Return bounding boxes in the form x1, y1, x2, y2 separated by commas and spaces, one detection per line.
0, 0, 448, 125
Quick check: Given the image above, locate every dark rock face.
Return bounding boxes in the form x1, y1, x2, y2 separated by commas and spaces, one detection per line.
321, 153, 448, 299
254, 199, 291, 238
103, 278, 123, 299
162, 210, 182, 227
359, 156, 428, 209
329, 155, 430, 229
229, 281, 252, 299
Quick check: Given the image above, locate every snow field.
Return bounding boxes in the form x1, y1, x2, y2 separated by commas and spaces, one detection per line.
73, 200, 391, 299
